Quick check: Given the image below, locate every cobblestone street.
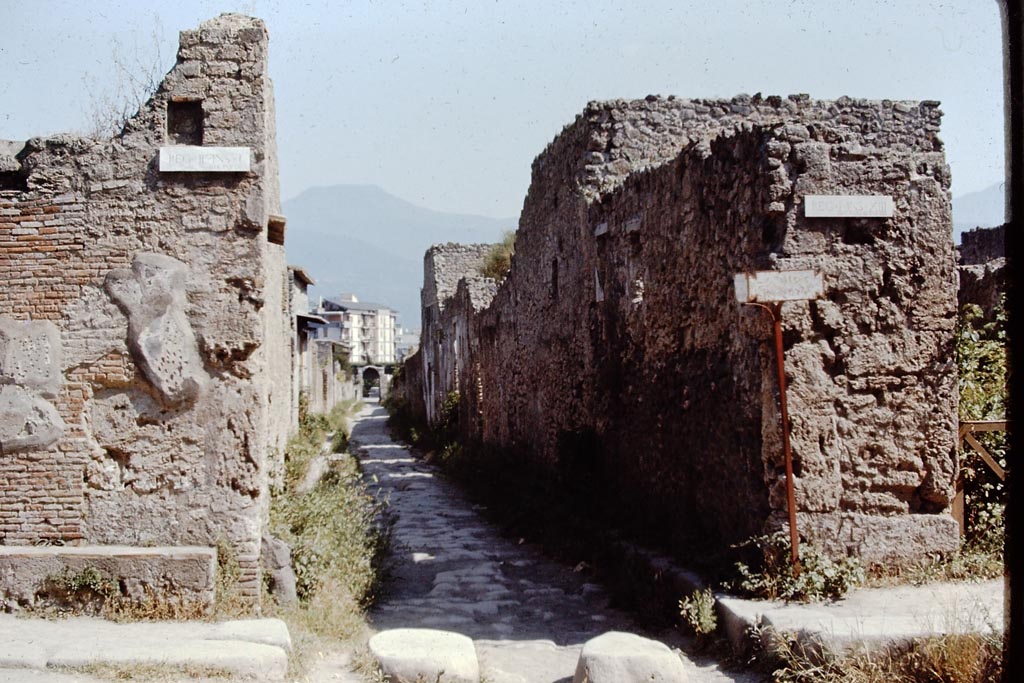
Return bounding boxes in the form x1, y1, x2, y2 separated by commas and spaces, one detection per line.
350, 401, 756, 683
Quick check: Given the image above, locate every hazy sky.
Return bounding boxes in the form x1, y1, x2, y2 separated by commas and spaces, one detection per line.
0, 0, 1006, 219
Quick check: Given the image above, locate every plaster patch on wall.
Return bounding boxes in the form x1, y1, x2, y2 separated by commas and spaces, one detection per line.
105, 253, 209, 407
0, 318, 66, 453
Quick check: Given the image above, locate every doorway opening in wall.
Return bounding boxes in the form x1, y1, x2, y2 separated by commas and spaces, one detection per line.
362, 366, 381, 399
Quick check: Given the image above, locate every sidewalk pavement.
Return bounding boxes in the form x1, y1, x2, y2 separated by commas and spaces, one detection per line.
716, 579, 1004, 652
0, 615, 291, 681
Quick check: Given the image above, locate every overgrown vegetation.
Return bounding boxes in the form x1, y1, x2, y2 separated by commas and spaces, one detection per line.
36, 563, 210, 621
954, 298, 1007, 563
732, 531, 865, 602
478, 230, 517, 282
268, 397, 388, 677
679, 587, 718, 649
754, 629, 1003, 683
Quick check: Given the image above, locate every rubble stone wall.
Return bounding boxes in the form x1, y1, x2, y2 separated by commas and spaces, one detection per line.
418, 243, 493, 424
423, 95, 960, 563
957, 224, 1006, 321
0, 14, 288, 600
958, 224, 1005, 265
308, 340, 358, 415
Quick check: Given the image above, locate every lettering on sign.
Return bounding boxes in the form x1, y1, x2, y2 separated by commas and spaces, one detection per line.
804, 195, 894, 218
734, 270, 824, 303
159, 146, 251, 173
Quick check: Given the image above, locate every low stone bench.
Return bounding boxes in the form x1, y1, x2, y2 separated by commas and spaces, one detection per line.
0, 544, 216, 613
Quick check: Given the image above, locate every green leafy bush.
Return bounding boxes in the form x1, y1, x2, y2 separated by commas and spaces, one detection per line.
478, 230, 517, 282
955, 298, 1007, 554
271, 458, 384, 604
679, 587, 718, 639
733, 531, 864, 602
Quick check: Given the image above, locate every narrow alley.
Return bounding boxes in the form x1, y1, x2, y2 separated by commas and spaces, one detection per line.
349, 401, 758, 683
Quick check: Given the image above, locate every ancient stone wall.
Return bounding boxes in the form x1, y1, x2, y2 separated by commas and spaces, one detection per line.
958, 225, 1005, 321
422, 95, 960, 563
418, 243, 493, 425
308, 340, 358, 415
0, 14, 289, 601
959, 224, 1005, 265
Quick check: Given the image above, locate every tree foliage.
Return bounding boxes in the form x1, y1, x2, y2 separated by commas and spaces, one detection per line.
955, 297, 1007, 551
478, 230, 517, 282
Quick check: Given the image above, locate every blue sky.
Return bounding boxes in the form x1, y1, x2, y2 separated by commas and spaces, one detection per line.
0, 0, 1006, 218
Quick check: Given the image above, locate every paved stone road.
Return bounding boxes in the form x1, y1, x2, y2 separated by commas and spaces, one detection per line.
351, 401, 758, 683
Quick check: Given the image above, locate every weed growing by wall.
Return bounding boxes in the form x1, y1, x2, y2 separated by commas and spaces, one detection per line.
477, 230, 516, 282
754, 628, 1003, 683
732, 531, 864, 602
269, 399, 387, 644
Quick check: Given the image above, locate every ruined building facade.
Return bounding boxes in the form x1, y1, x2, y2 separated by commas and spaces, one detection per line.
957, 224, 1006, 322
402, 95, 960, 563
1, 15, 290, 603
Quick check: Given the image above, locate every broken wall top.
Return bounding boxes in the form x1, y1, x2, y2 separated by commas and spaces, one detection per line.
423, 243, 495, 311
530, 94, 944, 204
7, 13, 274, 197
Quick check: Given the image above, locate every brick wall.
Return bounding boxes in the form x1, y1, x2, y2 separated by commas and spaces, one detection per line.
0, 14, 289, 603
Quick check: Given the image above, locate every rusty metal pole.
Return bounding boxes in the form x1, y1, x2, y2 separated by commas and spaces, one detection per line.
770, 303, 801, 576
744, 301, 801, 576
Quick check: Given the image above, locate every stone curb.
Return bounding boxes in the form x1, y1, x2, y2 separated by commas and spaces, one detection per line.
0, 616, 291, 680
577, 535, 1004, 657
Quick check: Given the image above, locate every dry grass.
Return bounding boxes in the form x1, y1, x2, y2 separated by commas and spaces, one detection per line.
268, 398, 387, 679
57, 662, 237, 681
756, 628, 1003, 683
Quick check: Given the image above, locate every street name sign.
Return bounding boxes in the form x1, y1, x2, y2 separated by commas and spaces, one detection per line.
734, 270, 824, 303
804, 195, 894, 218
159, 146, 251, 172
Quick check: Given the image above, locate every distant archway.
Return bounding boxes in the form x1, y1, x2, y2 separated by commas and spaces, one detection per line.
361, 366, 381, 398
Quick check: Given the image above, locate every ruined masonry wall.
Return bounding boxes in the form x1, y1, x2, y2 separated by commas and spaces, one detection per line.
957, 224, 1006, 321
418, 243, 493, 424
427, 95, 959, 563
0, 14, 289, 601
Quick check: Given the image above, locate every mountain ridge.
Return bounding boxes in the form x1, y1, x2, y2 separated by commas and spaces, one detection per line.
283, 181, 1005, 330
283, 184, 515, 329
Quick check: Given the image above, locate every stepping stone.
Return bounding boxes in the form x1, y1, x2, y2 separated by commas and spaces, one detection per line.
369, 628, 479, 683
572, 631, 687, 683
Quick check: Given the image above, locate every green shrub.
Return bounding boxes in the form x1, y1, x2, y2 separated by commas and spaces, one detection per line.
331, 429, 349, 454
284, 429, 323, 491
733, 531, 864, 602
679, 587, 718, 640
478, 230, 516, 282
955, 299, 1007, 554
270, 457, 385, 607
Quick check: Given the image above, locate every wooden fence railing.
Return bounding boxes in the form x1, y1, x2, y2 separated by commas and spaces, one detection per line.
952, 419, 1008, 536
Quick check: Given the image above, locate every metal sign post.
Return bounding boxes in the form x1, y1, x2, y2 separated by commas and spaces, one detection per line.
734, 270, 824, 577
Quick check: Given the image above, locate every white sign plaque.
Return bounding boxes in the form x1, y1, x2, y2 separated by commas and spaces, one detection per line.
734, 270, 824, 303
159, 146, 251, 172
804, 195, 894, 218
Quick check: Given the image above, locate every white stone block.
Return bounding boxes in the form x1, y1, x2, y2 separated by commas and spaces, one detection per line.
572, 631, 687, 683
159, 146, 251, 172
369, 628, 479, 683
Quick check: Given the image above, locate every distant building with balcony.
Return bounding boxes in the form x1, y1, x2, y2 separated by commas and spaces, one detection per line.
315, 293, 397, 366
395, 327, 420, 363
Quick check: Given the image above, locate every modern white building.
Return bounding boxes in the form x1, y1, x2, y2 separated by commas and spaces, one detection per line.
395, 327, 420, 363
315, 293, 397, 365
